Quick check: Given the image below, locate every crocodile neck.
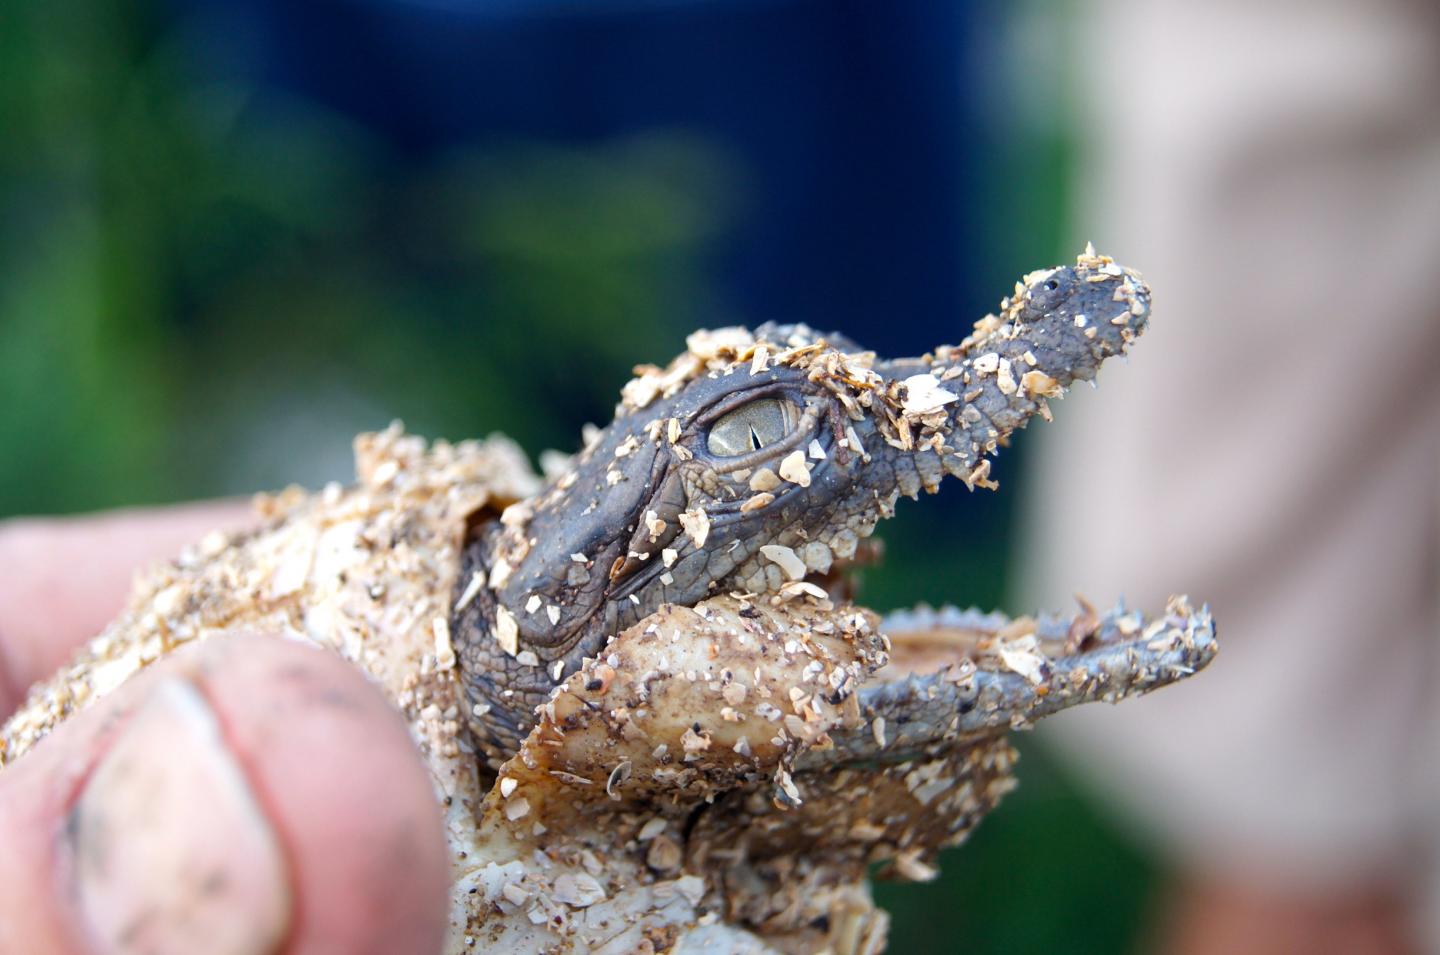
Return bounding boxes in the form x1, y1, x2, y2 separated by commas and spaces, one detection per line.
450, 523, 612, 768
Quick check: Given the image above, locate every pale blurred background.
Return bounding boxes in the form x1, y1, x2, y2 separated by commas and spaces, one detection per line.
1, 1, 1435, 952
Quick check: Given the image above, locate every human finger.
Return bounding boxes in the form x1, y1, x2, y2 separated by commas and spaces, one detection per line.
0, 501, 255, 715
0, 632, 449, 955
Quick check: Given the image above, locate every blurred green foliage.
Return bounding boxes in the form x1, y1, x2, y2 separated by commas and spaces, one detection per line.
0, 2, 1166, 952
0, 3, 733, 513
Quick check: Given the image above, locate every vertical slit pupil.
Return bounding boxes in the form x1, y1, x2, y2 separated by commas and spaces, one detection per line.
705, 397, 796, 457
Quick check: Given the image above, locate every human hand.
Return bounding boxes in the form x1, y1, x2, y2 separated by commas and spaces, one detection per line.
1155, 872, 1420, 955
0, 503, 449, 955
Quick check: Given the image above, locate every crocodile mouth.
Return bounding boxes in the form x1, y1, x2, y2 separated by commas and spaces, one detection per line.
460, 249, 1214, 769
794, 559, 1216, 766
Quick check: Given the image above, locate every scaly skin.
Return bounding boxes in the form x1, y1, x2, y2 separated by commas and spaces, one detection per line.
453, 246, 1156, 764
0, 248, 1215, 954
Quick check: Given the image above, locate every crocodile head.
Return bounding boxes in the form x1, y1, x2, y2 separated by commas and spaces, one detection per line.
454, 247, 1214, 763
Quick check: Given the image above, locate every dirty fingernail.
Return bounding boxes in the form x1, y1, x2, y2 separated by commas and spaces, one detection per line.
69, 679, 291, 955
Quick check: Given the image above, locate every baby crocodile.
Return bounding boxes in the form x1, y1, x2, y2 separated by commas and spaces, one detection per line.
1, 247, 1215, 954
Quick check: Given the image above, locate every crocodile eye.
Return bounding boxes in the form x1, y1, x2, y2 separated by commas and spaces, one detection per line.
706, 398, 796, 457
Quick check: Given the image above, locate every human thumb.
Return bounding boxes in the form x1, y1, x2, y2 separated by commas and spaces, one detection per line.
0, 633, 449, 955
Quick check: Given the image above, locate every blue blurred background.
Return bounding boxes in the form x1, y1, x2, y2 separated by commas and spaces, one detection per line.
0, 1, 1157, 950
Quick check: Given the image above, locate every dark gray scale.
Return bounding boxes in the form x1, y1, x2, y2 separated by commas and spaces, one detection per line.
448, 266, 1152, 768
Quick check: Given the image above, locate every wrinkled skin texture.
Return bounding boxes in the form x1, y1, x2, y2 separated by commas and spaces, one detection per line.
455, 250, 1162, 762
1, 249, 1215, 954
